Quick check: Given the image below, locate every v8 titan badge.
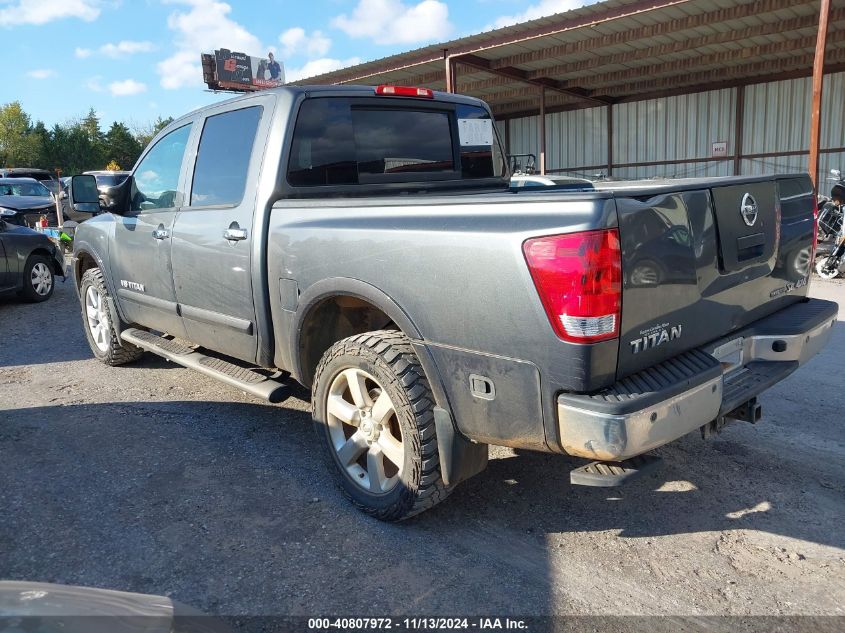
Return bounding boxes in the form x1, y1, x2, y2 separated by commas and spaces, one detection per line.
740, 192, 758, 227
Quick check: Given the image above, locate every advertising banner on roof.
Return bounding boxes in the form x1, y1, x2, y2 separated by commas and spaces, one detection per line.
212, 49, 284, 90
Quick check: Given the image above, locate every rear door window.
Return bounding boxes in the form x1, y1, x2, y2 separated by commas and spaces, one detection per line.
287, 97, 504, 187
191, 106, 263, 206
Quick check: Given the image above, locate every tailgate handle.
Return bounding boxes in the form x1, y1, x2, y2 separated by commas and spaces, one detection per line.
736, 232, 765, 260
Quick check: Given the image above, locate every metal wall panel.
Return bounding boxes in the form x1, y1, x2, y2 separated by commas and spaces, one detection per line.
821, 151, 845, 188
507, 115, 539, 162
613, 160, 732, 181
821, 72, 845, 151
743, 72, 845, 156
546, 106, 608, 177
503, 72, 845, 182
743, 77, 811, 155
613, 89, 736, 167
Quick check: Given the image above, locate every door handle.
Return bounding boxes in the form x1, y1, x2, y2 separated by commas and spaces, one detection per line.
152, 225, 169, 240
224, 224, 248, 241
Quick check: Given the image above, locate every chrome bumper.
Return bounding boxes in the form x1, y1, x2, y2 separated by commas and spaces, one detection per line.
558, 306, 837, 462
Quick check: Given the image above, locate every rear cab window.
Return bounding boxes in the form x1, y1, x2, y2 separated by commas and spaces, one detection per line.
287, 96, 506, 190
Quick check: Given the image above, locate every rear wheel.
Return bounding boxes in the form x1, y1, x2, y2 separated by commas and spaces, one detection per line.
20, 254, 54, 302
79, 268, 144, 365
312, 330, 451, 521
816, 256, 842, 280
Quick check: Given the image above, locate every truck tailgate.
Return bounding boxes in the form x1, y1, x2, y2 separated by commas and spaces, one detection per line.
614, 174, 816, 379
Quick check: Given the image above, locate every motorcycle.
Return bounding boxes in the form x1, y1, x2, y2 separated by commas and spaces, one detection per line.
815, 169, 845, 279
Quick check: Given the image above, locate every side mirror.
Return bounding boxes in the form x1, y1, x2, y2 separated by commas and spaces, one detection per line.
59, 191, 68, 200
70, 175, 99, 205
72, 174, 132, 215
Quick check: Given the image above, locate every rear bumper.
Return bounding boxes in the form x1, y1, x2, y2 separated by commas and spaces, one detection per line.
557, 299, 838, 461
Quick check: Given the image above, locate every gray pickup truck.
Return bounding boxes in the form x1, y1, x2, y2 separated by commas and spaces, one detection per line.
69, 85, 837, 520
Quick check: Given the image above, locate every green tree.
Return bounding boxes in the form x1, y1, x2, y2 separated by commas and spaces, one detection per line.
30, 121, 52, 170
78, 108, 105, 169
0, 101, 41, 167
0, 101, 173, 174
134, 116, 174, 148
104, 122, 142, 170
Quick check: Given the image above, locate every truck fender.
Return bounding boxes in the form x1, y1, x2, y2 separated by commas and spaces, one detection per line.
291, 277, 423, 382
292, 278, 487, 483
72, 241, 128, 327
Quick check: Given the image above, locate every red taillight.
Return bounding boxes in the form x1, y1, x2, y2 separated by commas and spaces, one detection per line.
375, 85, 434, 98
523, 229, 622, 344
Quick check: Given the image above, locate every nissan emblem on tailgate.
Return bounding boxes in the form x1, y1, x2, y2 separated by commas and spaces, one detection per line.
740, 192, 758, 227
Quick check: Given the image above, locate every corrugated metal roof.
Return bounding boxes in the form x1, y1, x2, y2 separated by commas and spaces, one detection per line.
291, 0, 843, 117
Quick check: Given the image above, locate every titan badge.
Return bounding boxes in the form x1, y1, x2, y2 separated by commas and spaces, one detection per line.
629, 323, 682, 354
120, 280, 145, 292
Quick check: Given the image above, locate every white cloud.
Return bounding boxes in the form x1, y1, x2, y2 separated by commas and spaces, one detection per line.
109, 79, 147, 96
27, 69, 55, 79
491, 0, 600, 29
0, 0, 100, 27
279, 27, 331, 59
286, 57, 362, 82
332, 0, 451, 45
101, 41, 156, 58
157, 0, 264, 90
76, 41, 155, 60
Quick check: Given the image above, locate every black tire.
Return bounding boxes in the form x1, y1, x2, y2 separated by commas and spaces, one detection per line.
20, 254, 55, 302
312, 330, 451, 521
79, 267, 144, 366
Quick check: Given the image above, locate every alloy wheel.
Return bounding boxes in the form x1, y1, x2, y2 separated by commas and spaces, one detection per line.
326, 367, 404, 494
85, 286, 111, 352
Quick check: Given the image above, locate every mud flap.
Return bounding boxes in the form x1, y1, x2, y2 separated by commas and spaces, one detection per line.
433, 406, 488, 487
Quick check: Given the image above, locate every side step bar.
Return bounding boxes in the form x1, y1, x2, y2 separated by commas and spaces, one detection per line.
121, 328, 291, 404
570, 454, 662, 487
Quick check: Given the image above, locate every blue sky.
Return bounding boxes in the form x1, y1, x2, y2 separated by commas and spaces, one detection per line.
1, 0, 593, 130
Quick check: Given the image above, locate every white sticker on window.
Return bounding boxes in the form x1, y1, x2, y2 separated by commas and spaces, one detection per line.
457, 118, 493, 147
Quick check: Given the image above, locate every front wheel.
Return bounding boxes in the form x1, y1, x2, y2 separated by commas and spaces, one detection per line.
312, 330, 451, 521
20, 254, 55, 302
816, 256, 842, 280
79, 268, 144, 366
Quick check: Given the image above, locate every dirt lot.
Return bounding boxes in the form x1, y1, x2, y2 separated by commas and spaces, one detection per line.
1, 274, 843, 620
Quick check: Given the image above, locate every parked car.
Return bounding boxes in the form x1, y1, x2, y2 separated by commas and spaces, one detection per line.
0, 215, 65, 302
0, 177, 61, 227
83, 170, 131, 190
69, 85, 836, 521
0, 167, 58, 190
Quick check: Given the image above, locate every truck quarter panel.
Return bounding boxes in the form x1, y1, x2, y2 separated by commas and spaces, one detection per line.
268, 194, 619, 449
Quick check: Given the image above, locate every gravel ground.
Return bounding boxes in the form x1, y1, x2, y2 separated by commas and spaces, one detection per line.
0, 274, 843, 621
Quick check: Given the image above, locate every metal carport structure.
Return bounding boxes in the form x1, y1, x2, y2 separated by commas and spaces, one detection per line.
294, 0, 841, 186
